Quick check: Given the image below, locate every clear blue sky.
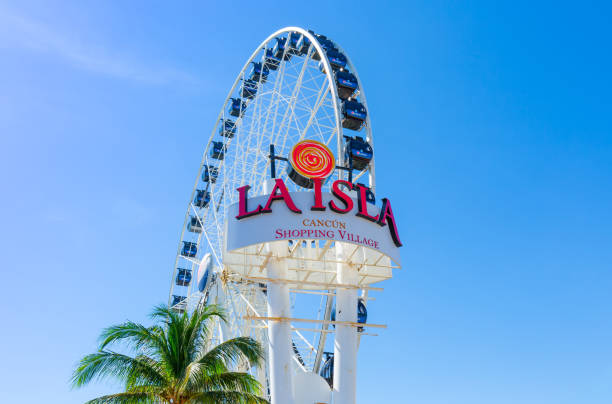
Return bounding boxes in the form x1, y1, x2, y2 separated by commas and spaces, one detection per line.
1, 1, 611, 403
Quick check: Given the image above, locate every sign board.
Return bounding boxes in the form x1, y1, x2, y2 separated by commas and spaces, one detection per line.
226, 191, 401, 265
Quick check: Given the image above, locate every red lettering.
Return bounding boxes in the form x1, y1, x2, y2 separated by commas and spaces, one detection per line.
377, 198, 402, 247
261, 178, 302, 214
311, 178, 326, 211
236, 185, 262, 219
355, 184, 379, 222
329, 180, 353, 213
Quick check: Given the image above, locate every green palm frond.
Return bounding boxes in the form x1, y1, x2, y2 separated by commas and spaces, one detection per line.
99, 322, 168, 360
149, 304, 180, 323
196, 337, 263, 371
125, 355, 169, 391
184, 305, 226, 362
71, 351, 167, 388
183, 371, 262, 395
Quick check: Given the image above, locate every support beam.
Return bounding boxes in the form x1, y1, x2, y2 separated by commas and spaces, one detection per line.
334, 243, 358, 404
266, 243, 294, 404
264, 180, 294, 404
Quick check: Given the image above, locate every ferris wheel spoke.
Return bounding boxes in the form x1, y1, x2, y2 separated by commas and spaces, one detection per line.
267, 51, 314, 148
295, 81, 331, 142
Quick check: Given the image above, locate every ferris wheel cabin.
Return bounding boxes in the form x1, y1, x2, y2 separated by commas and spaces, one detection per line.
330, 298, 368, 332
249, 62, 269, 83
342, 100, 367, 130
228, 98, 246, 118
219, 119, 236, 138
344, 135, 373, 171
241, 79, 258, 99
320, 353, 334, 388
210, 141, 227, 160
319, 49, 347, 72
171, 295, 187, 313
335, 70, 358, 100
264, 49, 281, 70
309, 31, 338, 61
293, 32, 311, 56
202, 165, 219, 183
286, 32, 302, 55
181, 241, 197, 258
273, 37, 292, 60
175, 268, 192, 287
187, 215, 203, 233
193, 189, 210, 208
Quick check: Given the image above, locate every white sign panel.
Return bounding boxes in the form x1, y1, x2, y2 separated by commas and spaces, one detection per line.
226, 191, 401, 264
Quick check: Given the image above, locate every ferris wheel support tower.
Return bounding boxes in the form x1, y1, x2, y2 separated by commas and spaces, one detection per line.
334, 244, 359, 403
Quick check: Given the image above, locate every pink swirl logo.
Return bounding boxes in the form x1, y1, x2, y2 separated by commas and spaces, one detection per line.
289, 140, 335, 180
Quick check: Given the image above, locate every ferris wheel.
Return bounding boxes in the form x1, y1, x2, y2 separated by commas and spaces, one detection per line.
167, 27, 390, 402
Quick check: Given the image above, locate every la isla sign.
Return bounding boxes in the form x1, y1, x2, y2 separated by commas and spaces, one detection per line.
226, 178, 402, 264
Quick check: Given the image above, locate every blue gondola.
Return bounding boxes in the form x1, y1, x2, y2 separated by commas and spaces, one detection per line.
210, 141, 226, 160
344, 136, 373, 171
309, 31, 338, 61
287, 32, 301, 54
330, 298, 368, 332
264, 49, 281, 70
341, 100, 367, 131
296, 34, 311, 55
335, 70, 358, 100
273, 37, 292, 60
187, 215, 203, 233
320, 352, 334, 387
172, 295, 186, 308
176, 268, 192, 286
357, 298, 367, 331
202, 165, 219, 183
228, 98, 246, 118
319, 38, 337, 53
250, 62, 269, 83
181, 241, 197, 258
322, 49, 347, 71
241, 79, 258, 99
193, 189, 210, 208
219, 119, 236, 138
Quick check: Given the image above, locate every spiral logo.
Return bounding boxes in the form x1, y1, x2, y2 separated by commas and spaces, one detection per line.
289, 140, 335, 180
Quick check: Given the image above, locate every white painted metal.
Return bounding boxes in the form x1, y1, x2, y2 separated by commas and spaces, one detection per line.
334, 243, 359, 404
266, 241, 295, 403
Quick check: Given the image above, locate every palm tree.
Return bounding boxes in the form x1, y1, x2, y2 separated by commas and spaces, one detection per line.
72, 304, 268, 404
